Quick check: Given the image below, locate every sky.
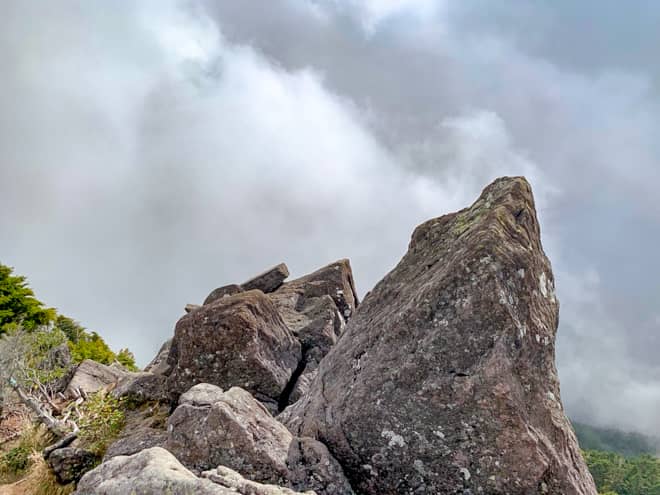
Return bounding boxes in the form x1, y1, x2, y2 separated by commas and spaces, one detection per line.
1, 0, 659, 436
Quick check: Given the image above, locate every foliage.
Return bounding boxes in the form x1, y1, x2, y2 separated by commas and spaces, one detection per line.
574, 421, 660, 458
584, 449, 660, 495
0, 263, 140, 371
77, 391, 126, 456
116, 348, 138, 371
0, 425, 52, 483
68, 330, 116, 365
0, 264, 56, 336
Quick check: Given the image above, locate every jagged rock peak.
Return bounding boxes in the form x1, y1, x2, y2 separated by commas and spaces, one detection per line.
282, 176, 597, 495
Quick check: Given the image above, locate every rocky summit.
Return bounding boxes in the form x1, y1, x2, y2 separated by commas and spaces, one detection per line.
16, 176, 597, 494
281, 177, 596, 494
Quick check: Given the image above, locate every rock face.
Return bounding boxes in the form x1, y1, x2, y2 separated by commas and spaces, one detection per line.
283, 177, 597, 494
144, 338, 172, 375
47, 447, 97, 484
166, 290, 301, 409
204, 283, 244, 305
113, 372, 168, 406
269, 260, 358, 406
165, 384, 353, 495
65, 359, 126, 398
242, 263, 290, 293
75, 447, 234, 495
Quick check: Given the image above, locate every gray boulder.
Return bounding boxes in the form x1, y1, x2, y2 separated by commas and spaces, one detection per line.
64, 359, 126, 398
166, 290, 301, 410
282, 177, 597, 495
47, 447, 97, 484
203, 284, 244, 305
202, 466, 315, 495
75, 447, 234, 495
113, 372, 168, 406
242, 263, 290, 293
165, 385, 353, 495
103, 403, 169, 460
144, 338, 172, 375
269, 260, 357, 406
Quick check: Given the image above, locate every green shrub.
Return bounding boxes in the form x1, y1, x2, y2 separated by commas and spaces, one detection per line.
77, 392, 126, 456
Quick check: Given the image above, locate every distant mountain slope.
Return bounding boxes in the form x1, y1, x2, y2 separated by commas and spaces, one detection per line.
573, 421, 659, 457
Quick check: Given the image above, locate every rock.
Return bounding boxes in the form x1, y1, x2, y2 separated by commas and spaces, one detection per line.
166, 385, 352, 495
113, 372, 168, 406
184, 303, 201, 313
103, 404, 169, 460
144, 338, 172, 376
75, 447, 234, 494
166, 386, 292, 480
283, 177, 597, 495
203, 284, 244, 305
269, 260, 357, 407
242, 263, 290, 293
202, 466, 316, 495
179, 382, 226, 406
166, 290, 301, 408
47, 447, 97, 484
64, 359, 126, 399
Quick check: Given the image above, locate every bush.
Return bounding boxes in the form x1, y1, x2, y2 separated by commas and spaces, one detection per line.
77, 391, 126, 456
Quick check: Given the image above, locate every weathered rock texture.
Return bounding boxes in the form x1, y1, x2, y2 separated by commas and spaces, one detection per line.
243, 263, 290, 293
113, 372, 168, 406
269, 260, 358, 406
103, 403, 169, 460
166, 290, 301, 409
144, 338, 172, 375
283, 177, 596, 495
76, 447, 240, 494
64, 359, 126, 398
47, 447, 97, 484
203, 284, 244, 305
165, 384, 353, 495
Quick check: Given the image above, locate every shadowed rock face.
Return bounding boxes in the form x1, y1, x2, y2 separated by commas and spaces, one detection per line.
166, 290, 301, 409
282, 177, 597, 495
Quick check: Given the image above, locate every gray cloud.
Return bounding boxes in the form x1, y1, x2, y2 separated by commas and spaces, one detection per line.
1, 0, 658, 435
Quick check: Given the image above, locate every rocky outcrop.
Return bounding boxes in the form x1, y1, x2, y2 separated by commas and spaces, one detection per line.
204, 283, 244, 305
64, 359, 126, 398
166, 290, 301, 410
144, 338, 172, 375
282, 177, 597, 494
75, 447, 235, 495
269, 260, 358, 406
165, 384, 353, 495
201, 466, 315, 495
113, 372, 168, 406
47, 447, 97, 484
103, 403, 169, 460
242, 263, 290, 293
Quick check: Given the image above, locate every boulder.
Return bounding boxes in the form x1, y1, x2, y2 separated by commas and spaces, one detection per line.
283, 177, 597, 495
166, 290, 301, 409
166, 384, 353, 495
144, 338, 172, 376
166, 385, 292, 480
75, 447, 234, 494
113, 372, 168, 406
103, 404, 169, 460
203, 284, 244, 305
202, 466, 315, 495
64, 359, 126, 398
242, 263, 290, 293
47, 446, 97, 484
269, 260, 356, 407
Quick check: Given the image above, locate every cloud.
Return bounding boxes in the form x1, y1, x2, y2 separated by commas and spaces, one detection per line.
2, 0, 660, 435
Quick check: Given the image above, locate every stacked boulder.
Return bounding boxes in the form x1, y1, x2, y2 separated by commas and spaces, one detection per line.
72, 177, 597, 495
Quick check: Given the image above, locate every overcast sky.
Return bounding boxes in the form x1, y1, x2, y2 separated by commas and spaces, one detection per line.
1, 0, 659, 436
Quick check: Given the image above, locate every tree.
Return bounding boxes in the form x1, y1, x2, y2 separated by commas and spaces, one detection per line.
0, 264, 55, 335
0, 327, 75, 437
